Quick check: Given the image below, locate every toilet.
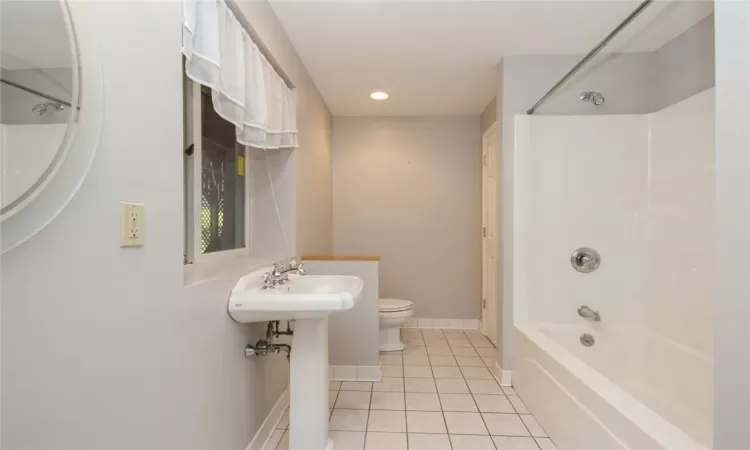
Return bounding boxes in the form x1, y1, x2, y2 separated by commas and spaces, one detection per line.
378, 298, 414, 352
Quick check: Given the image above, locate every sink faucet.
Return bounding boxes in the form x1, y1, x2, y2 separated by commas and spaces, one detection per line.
578, 305, 601, 322
263, 260, 306, 290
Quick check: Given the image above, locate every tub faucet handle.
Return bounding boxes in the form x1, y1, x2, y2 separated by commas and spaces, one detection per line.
578, 305, 601, 322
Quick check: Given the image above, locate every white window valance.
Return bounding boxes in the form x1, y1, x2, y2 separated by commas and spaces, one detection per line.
182, 0, 298, 149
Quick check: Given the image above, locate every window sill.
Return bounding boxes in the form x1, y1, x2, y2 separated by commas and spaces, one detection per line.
183, 254, 290, 288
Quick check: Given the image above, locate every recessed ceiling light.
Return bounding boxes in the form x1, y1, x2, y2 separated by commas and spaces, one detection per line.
370, 91, 389, 100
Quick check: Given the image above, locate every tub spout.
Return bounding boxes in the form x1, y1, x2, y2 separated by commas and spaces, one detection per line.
578, 305, 601, 322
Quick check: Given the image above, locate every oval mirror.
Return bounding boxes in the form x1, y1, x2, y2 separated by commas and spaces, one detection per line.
0, 0, 80, 219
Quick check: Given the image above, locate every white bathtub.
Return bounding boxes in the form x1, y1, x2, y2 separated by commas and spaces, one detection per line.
513, 324, 712, 450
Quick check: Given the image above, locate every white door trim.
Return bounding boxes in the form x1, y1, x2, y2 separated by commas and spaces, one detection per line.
483, 122, 498, 140
481, 121, 499, 345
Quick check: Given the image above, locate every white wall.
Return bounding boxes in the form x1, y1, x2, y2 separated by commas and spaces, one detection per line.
644, 90, 715, 356
333, 117, 481, 319
714, 2, 750, 448
516, 89, 714, 351
496, 15, 715, 369
514, 89, 715, 446
0, 2, 333, 449
515, 113, 649, 330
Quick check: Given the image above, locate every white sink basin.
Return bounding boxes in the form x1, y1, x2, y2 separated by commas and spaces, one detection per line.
228, 265, 365, 450
228, 268, 364, 323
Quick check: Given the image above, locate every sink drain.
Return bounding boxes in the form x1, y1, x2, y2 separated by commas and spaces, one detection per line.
580, 334, 595, 347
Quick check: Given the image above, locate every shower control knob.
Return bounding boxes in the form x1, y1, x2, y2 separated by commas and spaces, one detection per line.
571, 248, 601, 273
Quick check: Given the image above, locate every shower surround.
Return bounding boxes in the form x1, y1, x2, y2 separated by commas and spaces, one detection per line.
512, 88, 715, 450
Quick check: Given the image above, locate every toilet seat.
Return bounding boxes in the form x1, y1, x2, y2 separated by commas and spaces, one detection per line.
379, 298, 414, 313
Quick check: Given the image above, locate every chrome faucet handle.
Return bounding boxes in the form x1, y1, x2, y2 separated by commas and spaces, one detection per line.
263, 263, 284, 287
262, 272, 273, 288
288, 259, 305, 275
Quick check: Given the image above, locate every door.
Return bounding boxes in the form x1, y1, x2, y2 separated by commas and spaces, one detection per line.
481, 123, 498, 345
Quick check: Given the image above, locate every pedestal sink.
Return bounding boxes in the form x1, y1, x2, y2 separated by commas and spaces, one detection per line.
228, 267, 364, 450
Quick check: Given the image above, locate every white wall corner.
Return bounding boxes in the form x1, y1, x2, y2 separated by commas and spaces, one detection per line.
246, 387, 290, 450
493, 362, 513, 387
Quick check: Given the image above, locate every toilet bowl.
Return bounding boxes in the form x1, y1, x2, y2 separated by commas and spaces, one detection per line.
379, 298, 414, 352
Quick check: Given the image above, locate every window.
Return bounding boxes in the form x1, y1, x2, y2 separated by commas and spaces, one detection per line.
199, 88, 246, 254
184, 80, 250, 263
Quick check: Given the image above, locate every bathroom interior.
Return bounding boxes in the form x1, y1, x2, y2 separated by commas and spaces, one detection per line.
1, 0, 748, 449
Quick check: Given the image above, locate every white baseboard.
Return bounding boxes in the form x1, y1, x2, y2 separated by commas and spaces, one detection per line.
493, 362, 512, 387
246, 387, 290, 450
330, 365, 382, 382
403, 318, 480, 330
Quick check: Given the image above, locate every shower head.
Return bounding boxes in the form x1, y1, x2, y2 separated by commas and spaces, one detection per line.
32, 102, 65, 116
580, 91, 605, 106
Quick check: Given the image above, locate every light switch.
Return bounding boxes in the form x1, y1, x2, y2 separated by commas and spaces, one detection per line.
120, 202, 145, 247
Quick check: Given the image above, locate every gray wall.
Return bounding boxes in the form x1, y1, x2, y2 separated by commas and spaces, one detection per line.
495, 14, 715, 368
504, 53, 653, 117
0, 1, 332, 449
305, 260, 380, 367
1, 68, 73, 124
333, 117, 482, 320
714, 4, 750, 449
231, 0, 335, 257
648, 14, 715, 112
480, 97, 497, 135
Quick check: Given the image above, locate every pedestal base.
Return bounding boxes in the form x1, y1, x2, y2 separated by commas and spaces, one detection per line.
289, 318, 331, 450
379, 326, 406, 352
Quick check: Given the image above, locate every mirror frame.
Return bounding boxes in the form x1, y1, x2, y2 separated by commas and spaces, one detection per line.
1, 0, 103, 253
1, 0, 81, 219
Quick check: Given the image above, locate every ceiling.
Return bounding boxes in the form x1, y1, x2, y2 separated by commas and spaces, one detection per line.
268, 0, 714, 116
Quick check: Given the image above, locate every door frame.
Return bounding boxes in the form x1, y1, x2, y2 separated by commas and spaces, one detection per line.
481, 121, 499, 345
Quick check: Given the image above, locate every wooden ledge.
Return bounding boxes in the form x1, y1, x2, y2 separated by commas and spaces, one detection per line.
301, 255, 381, 261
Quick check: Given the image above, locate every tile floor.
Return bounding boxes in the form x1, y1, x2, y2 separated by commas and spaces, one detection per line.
266, 328, 558, 450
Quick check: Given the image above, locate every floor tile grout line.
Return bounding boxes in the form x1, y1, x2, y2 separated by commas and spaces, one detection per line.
468, 390, 499, 449
433, 369, 454, 450
362, 379, 374, 449
466, 329, 508, 448
417, 328, 453, 449
325, 331, 497, 449
467, 328, 540, 447
470, 328, 537, 443
454, 332, 493, 444
516, 413, 542, 445
385, 328, 549, 448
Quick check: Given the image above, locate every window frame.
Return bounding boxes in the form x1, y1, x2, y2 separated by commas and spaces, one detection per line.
184, 80, 252, 264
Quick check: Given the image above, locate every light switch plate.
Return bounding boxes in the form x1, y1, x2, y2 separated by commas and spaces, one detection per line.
120, 202, 145, 247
